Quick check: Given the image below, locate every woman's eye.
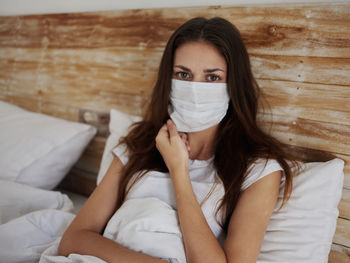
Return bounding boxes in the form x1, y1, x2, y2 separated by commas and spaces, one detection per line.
207, 75, 220, 82
175, 72, 190, 80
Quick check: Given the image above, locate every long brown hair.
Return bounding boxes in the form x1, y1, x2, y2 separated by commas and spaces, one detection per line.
116, 17, 295, 232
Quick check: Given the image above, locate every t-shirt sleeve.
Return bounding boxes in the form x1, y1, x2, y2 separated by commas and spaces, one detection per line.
241, 159, 284, 191
112, 143, 129, 166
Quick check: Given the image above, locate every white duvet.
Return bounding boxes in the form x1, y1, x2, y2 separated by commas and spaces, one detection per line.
40, 198, 185, 263
0, 180, 185, 263
0, 180, 75, 263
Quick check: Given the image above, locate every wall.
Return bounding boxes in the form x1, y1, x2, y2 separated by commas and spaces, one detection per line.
0, 0, 348, 16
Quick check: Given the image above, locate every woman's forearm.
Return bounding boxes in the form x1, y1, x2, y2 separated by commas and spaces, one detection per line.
58, 229, 168, 263
171, 170, 227, 263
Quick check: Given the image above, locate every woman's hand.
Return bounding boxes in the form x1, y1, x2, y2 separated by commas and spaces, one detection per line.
155, 119, 190, 174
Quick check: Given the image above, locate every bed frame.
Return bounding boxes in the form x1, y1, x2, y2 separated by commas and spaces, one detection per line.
0, 2, 349, 261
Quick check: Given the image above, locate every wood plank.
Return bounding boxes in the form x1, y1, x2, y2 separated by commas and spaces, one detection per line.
84, 135, 107, 155
0, 48, 156, 115
1, 92, 146, 119
73, 136, 106, 174
0, 94, 40, 113
40, 99, 82, 121
58, 167, 96, 197
329, 243, 350, 263
259, 114, 350, 156
0, 3, 349, 58
74, 153, 101, 175
0, 47, 160, 95
0, 93, 83, 121
340, 189, 350, 220
252, 55, 350, 86
225, 4, 350, 58
341, 154, 350, 191
0, 54, 10, 91
334, 217, 350, 248
259, 79, 350, 126
0, 47, 159, 96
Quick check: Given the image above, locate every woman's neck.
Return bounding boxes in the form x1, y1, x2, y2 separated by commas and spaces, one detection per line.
187, 124, 218, 160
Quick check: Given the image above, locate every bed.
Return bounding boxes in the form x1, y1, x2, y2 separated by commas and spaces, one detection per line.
0, 2, 349, 262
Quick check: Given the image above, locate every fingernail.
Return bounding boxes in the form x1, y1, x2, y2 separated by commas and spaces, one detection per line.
167, 119, 172, 125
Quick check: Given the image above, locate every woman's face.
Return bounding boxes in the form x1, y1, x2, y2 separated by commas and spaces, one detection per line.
173, 41, 227, 83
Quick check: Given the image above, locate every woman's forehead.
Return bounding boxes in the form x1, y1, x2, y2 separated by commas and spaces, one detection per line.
173, 41, 226, 71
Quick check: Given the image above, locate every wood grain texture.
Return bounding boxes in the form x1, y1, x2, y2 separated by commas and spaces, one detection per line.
58, 167, 97, 197
259, 79, 350, 126
0, 3, 349, 57
334, 217, 350, 248
0, 3, 349, 261
342, 154, 350, 190
259, 114, 350, 156
252, 55, 350, 86
340, 189, 350, 220
329, 244, 350, 263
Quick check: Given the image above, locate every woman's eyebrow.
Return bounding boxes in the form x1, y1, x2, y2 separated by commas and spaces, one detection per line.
174, 65, 191, 71
204, 68, 225, 73
174, 65, 224, 73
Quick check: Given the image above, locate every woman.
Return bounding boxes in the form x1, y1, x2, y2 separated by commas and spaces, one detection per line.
58, 17, 294, 263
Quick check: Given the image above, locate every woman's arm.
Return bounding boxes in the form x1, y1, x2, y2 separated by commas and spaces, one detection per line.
223, 170, 281, 263
171, 167, 281, 263
171, 169, 226, 263
58, 155, 168, 263
156, 120, 282, 263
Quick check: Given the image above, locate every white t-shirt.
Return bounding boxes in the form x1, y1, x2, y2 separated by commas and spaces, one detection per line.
112, 143, 284, 245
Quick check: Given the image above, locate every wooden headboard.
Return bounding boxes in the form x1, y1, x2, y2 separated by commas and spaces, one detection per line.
0, 2, 349, 261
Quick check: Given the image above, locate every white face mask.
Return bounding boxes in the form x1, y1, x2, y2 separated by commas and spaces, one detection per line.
168, 79, 230, 132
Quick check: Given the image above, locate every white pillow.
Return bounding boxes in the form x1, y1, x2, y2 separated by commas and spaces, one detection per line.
258, 158, 344, 263
97, 108, 141, 185
0, 179, 74, 224
0, 101, 97, 189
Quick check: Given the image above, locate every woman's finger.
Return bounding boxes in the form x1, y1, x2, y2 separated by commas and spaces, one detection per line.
185, 141, 190, 152
167, 119, 178, 140
179, 134, 187, 147
159, 124, 168, 133
156, 124, 169, 145
178, 132, 187, 139
180, 133, 185, 141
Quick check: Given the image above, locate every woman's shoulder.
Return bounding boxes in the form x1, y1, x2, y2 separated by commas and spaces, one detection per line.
241, 158, 284, 191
